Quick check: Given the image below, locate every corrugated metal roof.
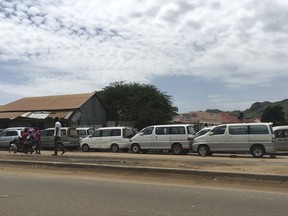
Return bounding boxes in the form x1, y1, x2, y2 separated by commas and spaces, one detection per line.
21, 112, 50, 119
0, 112, 27, 120
0, 92, 95, 112
48, 111, 74, 119
0, 111, 74, 120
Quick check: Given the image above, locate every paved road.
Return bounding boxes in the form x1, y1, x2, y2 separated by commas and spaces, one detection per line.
1, 171, 288, 216
1, 149, 288, 191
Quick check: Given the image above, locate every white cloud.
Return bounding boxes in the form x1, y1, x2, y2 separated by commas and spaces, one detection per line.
0, 0, 287, 109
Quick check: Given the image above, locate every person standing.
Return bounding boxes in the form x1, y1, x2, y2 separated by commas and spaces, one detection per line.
21, 128, 30, 153
34, 127, 41, 154
52, 117, 65, 156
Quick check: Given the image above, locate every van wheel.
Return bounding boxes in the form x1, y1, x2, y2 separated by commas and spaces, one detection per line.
198, 145, 210, 157
251, 145, 265, 158
131, 144, 141, 153
82, 144, 90, 152
110, 144, 119, 153
172, 144, 183, 155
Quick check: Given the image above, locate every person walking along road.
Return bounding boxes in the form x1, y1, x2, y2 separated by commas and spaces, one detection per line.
51, 117, 65, 156
34, 127, 41, 154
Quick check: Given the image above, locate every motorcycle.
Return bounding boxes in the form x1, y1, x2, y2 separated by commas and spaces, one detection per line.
9, 137, 34, 154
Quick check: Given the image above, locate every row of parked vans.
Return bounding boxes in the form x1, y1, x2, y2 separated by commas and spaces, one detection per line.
80, 124, 195, 154
1, 123, 287, 158
80, 123, 288, 158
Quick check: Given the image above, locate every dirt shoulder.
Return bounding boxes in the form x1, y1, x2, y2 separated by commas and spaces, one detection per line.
1, 150, 288, 175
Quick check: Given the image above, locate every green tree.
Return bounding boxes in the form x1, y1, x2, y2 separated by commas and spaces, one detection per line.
261, 105, 285, 125
97, 81, 178, 129
238, 112, 244, 123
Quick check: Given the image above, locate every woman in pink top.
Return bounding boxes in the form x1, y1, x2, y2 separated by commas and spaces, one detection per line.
34, 127, 41, 154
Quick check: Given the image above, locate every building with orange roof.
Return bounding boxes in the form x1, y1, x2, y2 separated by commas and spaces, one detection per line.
0, 93, 106, 130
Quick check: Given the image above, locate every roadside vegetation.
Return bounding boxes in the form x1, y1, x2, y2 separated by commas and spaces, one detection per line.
97, 81, 178, 129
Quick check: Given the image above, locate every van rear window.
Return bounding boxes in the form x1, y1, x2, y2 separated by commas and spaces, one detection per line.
249, 125, 269, 134
171, 127, 185, 135
111, 129, 121, 136
68, 129, 78, 138
187, 126, 195, 135
123, 128, 134, 138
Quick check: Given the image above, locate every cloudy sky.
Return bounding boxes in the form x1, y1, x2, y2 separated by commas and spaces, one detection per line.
0, 0, 287, 113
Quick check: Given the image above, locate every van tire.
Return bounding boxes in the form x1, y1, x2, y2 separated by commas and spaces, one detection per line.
131, 144, 141, 153
172, 144, 183, 155
251, 145, 265, 158
198, 145, 210, 157
82, 144, 90, 152
110, 144, 119, 153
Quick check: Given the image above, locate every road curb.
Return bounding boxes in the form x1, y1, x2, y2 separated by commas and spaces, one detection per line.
1, 159, 288, 183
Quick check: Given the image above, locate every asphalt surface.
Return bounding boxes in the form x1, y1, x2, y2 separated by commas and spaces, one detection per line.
1, 150, 288, 185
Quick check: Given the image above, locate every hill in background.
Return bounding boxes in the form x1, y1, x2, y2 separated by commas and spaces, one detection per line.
207, 99, 288, 120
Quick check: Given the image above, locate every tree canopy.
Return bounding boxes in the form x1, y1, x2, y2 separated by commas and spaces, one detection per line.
97, 81, 178, 129
261, 105, 285, 125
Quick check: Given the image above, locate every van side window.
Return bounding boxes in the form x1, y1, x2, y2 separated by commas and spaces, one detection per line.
142, 127, 154, 135
6, 131, 18, 136
275, 130, 288, 138
111, 129, 121, 136
212, 126, 226, 135
156, 127, 170, 135
171, 126, 185, 135
61, 129, 66, 136
77, 130, 86, 136
284, 130, 288, 138
91, 130, 101, 137
229, 125, 248, 135
47, 130, 54, 136
102, 130, 112, 137
250, 125, 268, 134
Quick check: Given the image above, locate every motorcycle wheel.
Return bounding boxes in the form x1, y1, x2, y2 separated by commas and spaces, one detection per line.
8, 144, 18, 154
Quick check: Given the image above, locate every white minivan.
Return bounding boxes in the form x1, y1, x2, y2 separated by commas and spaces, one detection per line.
80, 127, 134, 152
129, 124, 195, 155
273, 126, 288, 151
192, 123, 276, 158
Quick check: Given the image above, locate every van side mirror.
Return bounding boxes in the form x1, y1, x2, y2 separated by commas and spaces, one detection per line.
139, 132, 144, 136
208, 131, 214, 136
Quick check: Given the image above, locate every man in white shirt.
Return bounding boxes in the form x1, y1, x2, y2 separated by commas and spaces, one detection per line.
51, 117, 66, 155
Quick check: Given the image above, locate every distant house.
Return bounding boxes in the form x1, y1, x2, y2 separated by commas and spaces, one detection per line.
173, 111, 262, 132
220, 113, 261, 123
172, 111, 221, 131
220, 112, 240, 123
0, 92, 106, 130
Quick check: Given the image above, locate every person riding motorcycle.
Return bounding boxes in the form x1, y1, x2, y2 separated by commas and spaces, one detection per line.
20, 128, 34, 154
